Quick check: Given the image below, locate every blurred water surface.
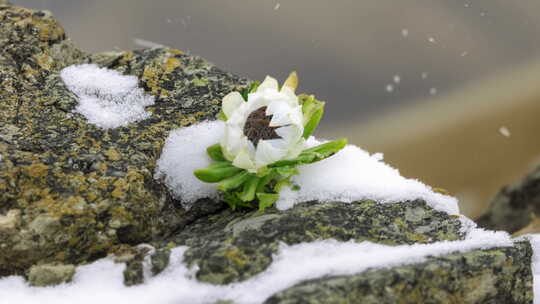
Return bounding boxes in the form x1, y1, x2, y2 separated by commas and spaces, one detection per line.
12, 0, 540, 216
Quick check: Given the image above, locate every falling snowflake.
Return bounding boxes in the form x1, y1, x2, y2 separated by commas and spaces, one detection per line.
401, 29, 409, 38
499, 126, 511, 138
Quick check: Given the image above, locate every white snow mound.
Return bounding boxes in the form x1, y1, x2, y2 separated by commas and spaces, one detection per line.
60, 64, 155, 129
529, 234, 540, 303
155, 120, 225, 203
155, 120, 459, 214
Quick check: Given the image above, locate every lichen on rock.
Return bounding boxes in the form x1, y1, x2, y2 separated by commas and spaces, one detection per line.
265, 241, 533, 304
160, 200, 462, 284
27, 263, 76, 287
0, 2, 247, 277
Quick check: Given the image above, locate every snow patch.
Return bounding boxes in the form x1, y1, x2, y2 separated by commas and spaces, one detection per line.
276, 137, 459, 214
155, 121, 459, 214
60, 64, 155, 129
155, 121, 225, 205
0, 228, 513, 304
529, 235, 540, 303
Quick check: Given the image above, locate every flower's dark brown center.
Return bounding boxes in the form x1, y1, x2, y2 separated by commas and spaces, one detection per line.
243, 106, 280, 146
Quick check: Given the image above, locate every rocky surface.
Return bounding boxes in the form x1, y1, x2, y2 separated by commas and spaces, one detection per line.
0, 3, 246, 277
27, 263, 75, 287
0, 3, 534, 303
161, 200, 463, 284
266, 241, 532, 304
477, 164, 540, 234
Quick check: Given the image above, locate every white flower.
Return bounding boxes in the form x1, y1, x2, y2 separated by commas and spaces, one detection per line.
220, 75, 305, 173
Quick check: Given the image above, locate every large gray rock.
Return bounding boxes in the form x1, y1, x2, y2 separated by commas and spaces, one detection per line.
266, 241, 532, 304
477, 164, 540, 234
0, 3, 246, 277
163, 200, 463, 284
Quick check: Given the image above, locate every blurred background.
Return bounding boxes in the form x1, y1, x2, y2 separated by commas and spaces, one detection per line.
12, 0, 540, 218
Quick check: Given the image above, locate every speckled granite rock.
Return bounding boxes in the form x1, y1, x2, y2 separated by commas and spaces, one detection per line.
146, 200, 533, 303
477, 164, 540, 234
161, 200, 464, 285
0, 3, 246, 277
265, 241, 532, 304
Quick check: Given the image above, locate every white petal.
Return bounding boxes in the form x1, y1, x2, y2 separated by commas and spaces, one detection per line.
265, 138, 289, 151
275, 125, 303, 143
256, 76, 279, 92
255, 139, 287, 167
288, 106, 304, 126
269, 112, 293, 127
222, 92, 244, 119
280, 87, 298, 104
246, 92, 272, 111
233, 148, 256, 172
282, 71, 298, 91
285, 138, 305, 159
221, 126, 245, 160
246, 140, 256, 156
227, 104, 248, 126
266, 101, 293, 116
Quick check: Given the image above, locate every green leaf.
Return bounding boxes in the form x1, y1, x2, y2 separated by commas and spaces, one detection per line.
240, 81, 261, 101
239, 176, 260, 202
249, 81, 261, 93
236, 200, 255, 208
194, 162, 242, 183
303, 107, 323, 139
206, 144, 226, 162
223, 192, 241, 210
268, 154, 313, 168
275, 166, 299, 177
257, 193, 279, 212
269, 138, 347, 168
299, 94, 325, 139
256, 166, 272, 177
256, 173, 276, 193
217, 109, 227, 121
301, 138, 347, 158
274, 176, 292, 192
218, 171, 252, 191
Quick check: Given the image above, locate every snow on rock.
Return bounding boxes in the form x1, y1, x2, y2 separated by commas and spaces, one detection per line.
277, 137, 459, 214
155, 121, 224, 204
155, 120, 459, 214
529, 235, 540, 303
0, 228, 513, 304
60, 64, 155, 129
0, 120, 519, 303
